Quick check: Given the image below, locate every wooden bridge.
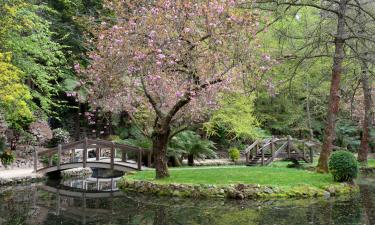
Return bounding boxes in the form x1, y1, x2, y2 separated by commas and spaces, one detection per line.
245, 136, 320, 166
33, 138, 152, 174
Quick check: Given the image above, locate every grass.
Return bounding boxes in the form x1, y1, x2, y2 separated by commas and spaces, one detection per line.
368, 158, 375, 167
129, 166, 336, 189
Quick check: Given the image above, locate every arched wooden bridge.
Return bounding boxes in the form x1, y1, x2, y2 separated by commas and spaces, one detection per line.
33, 138, 152, 174
245, 136, 320, 166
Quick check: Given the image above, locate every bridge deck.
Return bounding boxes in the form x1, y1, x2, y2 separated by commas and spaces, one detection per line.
37, 157, 150, 174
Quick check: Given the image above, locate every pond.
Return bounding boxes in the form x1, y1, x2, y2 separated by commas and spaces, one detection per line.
0, 174, 374, 225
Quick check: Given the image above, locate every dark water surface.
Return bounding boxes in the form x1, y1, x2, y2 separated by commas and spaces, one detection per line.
0, 177, 374, 225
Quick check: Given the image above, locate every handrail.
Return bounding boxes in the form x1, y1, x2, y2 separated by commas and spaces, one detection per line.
34, 138, 151, 173
244, 140, 259, 154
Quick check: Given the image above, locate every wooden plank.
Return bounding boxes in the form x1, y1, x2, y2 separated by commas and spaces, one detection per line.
270, 136, 275, 157
33, 147, 38, 173
71, 149, 75, 163
121, 151, 127, 162
287, 136, 291, 158
302, 142, 306, 158
49, 155, 53, 167
137, 149, 142, 170
261, 147, 264, 166
57, 144, 62, 170
310, 148, 314, 163
111, 142, 115, 170
83, 138, 88, 168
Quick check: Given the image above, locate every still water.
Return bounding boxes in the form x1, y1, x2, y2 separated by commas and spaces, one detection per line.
0, 174, 374, 225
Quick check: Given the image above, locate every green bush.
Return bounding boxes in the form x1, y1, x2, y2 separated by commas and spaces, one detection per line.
329, 151, 359, 182
228, 147, 240, 161
0, 150, 15, 166
41, 154, 59, 166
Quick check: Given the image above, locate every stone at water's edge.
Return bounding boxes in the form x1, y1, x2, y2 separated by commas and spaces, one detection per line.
0, 174, 45, 186
118, 177, 358, 200
61, 167, 93, 178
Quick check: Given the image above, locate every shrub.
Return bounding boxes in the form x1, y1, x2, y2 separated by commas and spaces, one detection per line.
329, 151, 359, 182
41, 154, 59, 166
0, 149, 15, 167
228, 147, 240, 161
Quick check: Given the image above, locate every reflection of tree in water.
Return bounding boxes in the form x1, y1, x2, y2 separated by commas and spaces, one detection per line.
253, 197, 362, 225
360, 184, 375, 225
0, 187, 37, 225
0, 183, 375, 225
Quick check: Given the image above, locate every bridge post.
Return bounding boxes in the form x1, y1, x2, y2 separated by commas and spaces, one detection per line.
121, 151, 127, 162
57, 144, 62, 170
138, 149, 142, 170
71, 149, 75, 163
287, 136, 291, 158
261, 146, 264, 166
110, 142, 115, 170
271, 136, 275, 158
147, 150, 152, 167
83, 138, 88, 168
309, 148, 314, 163
33, 147, 38, 173
302, 142, 306, 159
96, 147, 100, 161
48, 154, 53, 166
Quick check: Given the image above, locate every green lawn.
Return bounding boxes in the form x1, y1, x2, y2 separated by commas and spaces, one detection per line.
129, 166, 336, 189
368, 158, 375, 167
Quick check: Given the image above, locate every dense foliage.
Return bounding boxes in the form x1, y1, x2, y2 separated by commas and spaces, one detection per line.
329, 151, 359, 182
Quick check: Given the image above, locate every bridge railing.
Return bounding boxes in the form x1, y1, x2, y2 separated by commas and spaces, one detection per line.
33, 138, 151, 172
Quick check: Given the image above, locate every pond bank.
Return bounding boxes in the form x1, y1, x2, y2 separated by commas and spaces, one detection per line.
119, 177, 356, 199
0, 169, 45, 185
0, 167, 93, 186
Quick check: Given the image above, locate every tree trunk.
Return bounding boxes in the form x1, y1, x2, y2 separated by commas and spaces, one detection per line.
306, 87, 314, 140
360, 184, 375, 225
317, 0, 347, 173
152, 130, 170, 179
358, 62, 372, 166
187, 154, 194, 166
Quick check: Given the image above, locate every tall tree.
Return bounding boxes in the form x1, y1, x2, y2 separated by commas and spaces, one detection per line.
358, 60, 372, 166
253, 0, 375, 173
83, 0, 262, 178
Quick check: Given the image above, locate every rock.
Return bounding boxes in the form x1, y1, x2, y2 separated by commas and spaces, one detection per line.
263, 187, 274, 194
323, 191, 331, 199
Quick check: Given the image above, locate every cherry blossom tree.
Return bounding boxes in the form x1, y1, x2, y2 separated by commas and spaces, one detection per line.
81, 0, 263, 178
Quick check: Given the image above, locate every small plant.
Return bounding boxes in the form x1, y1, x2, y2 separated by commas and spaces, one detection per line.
41, 154, 59, 166
0, 149, 15, 167
228, 147, 240, 162
329, 151, 359, 182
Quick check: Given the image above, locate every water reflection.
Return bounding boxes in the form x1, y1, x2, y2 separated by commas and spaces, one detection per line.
0, 178, 374, 225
